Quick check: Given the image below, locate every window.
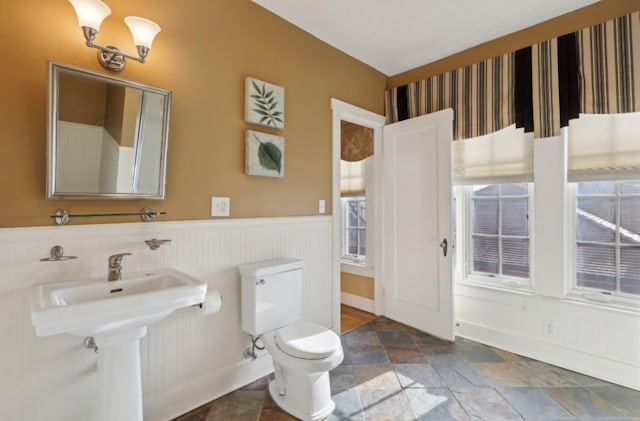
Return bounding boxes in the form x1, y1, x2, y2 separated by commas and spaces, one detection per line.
470, 183, 531, 281
575, 180, 640, 297
342, 196, 366, 262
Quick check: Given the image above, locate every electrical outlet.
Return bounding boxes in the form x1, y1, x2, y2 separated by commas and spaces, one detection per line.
211, 197, 230, 217
319, 199, 326, 214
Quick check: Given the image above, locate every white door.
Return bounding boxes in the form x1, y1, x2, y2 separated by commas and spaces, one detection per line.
382, 109, 454, 340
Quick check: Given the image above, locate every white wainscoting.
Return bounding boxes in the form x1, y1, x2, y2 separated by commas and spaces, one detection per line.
0, 216, 333, 421
57, 121, 104, 192
455, 283, 640, 390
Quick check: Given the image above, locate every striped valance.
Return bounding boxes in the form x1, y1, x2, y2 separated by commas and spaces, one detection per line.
533, 12, 640, 137
385, 53, 516, 140
531, 34, 581, 138
386, 11, 640, 141
578, 11, 640, 114
532, 39, 559, 138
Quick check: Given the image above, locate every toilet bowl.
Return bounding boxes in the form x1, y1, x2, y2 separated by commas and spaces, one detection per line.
262, 321, 343, 421
239, 258, 343, 421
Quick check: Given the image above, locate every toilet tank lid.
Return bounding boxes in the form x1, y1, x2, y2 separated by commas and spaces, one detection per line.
238, 258, 304, 277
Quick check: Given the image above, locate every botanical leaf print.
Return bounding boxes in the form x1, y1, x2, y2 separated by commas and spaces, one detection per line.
251, 80, 283, 128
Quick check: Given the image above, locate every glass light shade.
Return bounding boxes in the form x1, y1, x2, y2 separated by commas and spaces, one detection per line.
68, 0, 111, 30
124, 16, 161, 48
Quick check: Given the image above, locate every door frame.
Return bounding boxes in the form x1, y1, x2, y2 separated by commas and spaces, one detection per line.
330, 99, 386, 333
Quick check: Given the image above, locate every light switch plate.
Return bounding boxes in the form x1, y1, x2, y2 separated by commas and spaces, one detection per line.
211, 197, 230, 217
319, 199, 326, 214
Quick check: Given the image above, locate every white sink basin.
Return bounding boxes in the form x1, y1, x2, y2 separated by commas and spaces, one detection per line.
31, 268, 207, 337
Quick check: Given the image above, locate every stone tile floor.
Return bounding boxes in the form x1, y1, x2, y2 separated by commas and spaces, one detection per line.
173, 317, 640, 420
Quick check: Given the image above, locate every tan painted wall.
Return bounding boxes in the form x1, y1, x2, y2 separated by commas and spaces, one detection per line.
104, 84, 125, 145
58, 74, 107, 125
341, 271, 374, 300
388, 0, 640, 88
0, 0, 386, 228
3, 0, 636, 228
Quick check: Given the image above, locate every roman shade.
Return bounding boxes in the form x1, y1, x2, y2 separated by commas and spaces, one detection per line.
568, 112, 640, 181
340, 159, 366, 196
453, 124, 534, 185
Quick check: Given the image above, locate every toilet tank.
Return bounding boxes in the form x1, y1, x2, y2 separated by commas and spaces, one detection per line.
239, 258, 304, 336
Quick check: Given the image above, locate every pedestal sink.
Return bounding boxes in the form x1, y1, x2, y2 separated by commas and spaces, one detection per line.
31, 269, 207, 421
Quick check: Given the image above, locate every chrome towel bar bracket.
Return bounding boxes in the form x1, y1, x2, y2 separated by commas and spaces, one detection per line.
40, 245, 78, 262
51, 207, 166, 225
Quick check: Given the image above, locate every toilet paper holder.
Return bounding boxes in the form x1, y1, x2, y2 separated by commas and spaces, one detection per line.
192, 290, 223, 315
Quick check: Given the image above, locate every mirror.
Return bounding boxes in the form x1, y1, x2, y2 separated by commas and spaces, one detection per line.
47, 62, 171, 199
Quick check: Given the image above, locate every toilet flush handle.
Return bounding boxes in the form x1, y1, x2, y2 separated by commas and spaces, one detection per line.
256, 279, 266, 285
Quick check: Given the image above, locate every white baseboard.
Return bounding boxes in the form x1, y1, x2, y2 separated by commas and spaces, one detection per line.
341, 292, 375, 313
144, 354, 274, 421
456, 320, 640, 391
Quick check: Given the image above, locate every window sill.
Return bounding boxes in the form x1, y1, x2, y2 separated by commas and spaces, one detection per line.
456, 278, 640, 316
457, 275, 533, 294
341, 261, 374, 278
564, 291, 640, 315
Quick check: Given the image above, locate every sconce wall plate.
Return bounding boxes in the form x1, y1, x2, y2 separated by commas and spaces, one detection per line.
98, 45, 126, 72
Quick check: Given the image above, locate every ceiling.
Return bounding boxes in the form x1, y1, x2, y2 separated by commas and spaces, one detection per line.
251, 0, 599, 76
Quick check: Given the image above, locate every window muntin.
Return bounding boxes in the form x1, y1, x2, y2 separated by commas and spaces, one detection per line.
470, 183, 530, 281
342, 196, 366, 261
575, 180, 640, 297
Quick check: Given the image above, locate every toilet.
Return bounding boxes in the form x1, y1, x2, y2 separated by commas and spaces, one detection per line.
239, 258, 343, 421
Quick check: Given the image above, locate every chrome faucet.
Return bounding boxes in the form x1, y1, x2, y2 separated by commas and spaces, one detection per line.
108, 253, 132, 281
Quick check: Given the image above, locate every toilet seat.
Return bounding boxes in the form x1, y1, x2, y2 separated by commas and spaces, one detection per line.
276, 321, 341, 360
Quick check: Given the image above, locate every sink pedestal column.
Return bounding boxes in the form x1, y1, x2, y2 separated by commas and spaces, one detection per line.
93, 327, 148, 421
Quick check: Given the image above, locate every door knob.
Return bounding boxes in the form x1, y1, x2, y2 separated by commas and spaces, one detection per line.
439, 238, 448, 257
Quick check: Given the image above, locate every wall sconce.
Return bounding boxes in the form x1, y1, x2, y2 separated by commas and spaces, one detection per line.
68, 0, 161, 72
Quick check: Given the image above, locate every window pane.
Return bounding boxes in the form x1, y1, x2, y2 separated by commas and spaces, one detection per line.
342, 196, 366, 259
619, 180, 640, 195
620, 247, 640, 295
501, 183, 528, 196
577, 181, 615, 195
502, 238, 529, 278
358, 228, 366, 255
472, 185, 499, 196
358, 200, 366, 228
346, 228, 358, 255
472, 236, 499, 274
576, 198, 616, 243
473, 199, 498, 235
576, 244, 616, 291
501, 198, 529, 236
347, 200, 358, 227
620, 197, 640, 245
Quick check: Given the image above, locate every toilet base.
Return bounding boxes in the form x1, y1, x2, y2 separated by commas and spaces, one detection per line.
268, 377, 335, 421
261, 329, 343, 420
